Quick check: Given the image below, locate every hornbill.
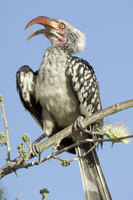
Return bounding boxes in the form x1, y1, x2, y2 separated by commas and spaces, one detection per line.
16, 16, 112, 200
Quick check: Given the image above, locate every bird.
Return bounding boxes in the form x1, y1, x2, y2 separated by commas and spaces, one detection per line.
16, 16, 112, 200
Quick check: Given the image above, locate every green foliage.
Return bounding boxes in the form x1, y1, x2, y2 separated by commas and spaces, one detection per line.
58, 159, 70, 167
40, 188, 49, 200
0, 94, 3, 103
0, 132, 7, 146
17, 143, 28, 159
17, 133, 31, 159
21, 133, 31, 148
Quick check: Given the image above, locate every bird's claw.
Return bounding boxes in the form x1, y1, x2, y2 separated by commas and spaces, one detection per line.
31, 141, 41, 158
31, 132, 47, 157
73, 116, 91, 134
73, 116, 85, 131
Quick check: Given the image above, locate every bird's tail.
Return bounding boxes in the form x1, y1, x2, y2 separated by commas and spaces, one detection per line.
73, 132, 112, 200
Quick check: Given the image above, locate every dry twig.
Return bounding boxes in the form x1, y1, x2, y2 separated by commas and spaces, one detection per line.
0, 103, 11, 160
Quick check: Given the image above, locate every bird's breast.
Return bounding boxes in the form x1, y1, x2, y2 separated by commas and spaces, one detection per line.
35, 69, 80, 127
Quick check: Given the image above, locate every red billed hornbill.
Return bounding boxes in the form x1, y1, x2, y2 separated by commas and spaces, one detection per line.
16, 16, 112, 200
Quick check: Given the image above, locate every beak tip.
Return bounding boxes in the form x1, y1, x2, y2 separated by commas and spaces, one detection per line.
26, 36, 30, 41
25, 25, 28, 30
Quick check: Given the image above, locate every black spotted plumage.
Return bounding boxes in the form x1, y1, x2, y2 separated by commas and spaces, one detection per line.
66, 56, 102, 121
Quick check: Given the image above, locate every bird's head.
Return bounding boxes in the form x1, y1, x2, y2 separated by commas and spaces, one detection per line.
25, 16, 86, 54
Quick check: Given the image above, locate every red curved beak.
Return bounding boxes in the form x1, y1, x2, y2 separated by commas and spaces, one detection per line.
25, 16, 57, 40
25, 16, 51, 30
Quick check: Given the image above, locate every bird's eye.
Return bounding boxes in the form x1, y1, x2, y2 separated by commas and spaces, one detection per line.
59, 23, 66, 29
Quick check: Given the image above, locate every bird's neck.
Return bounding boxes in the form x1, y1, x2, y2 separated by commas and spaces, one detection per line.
39, 46, 71, 77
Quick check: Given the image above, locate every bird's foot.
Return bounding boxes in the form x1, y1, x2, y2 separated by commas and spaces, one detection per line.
73, 116, 85, 131
73, 116, 90, 134
31, 141, 41, 158
31, 132, 47, 157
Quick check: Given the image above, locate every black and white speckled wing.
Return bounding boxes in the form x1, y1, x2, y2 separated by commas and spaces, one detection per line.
16, 65, 43, 128
66, 56, 102, 118
66, 57, 112, 200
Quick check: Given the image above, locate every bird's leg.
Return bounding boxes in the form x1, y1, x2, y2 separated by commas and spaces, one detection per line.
31, 110, 55, 157
31, 132, 47, 157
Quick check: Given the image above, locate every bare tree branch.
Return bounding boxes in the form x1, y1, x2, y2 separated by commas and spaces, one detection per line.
0, 99, 133, 179
0, 103, 11, 160
38, 99, 133, 152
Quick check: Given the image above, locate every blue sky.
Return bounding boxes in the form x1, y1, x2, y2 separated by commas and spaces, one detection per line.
0, 0, 133, 199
